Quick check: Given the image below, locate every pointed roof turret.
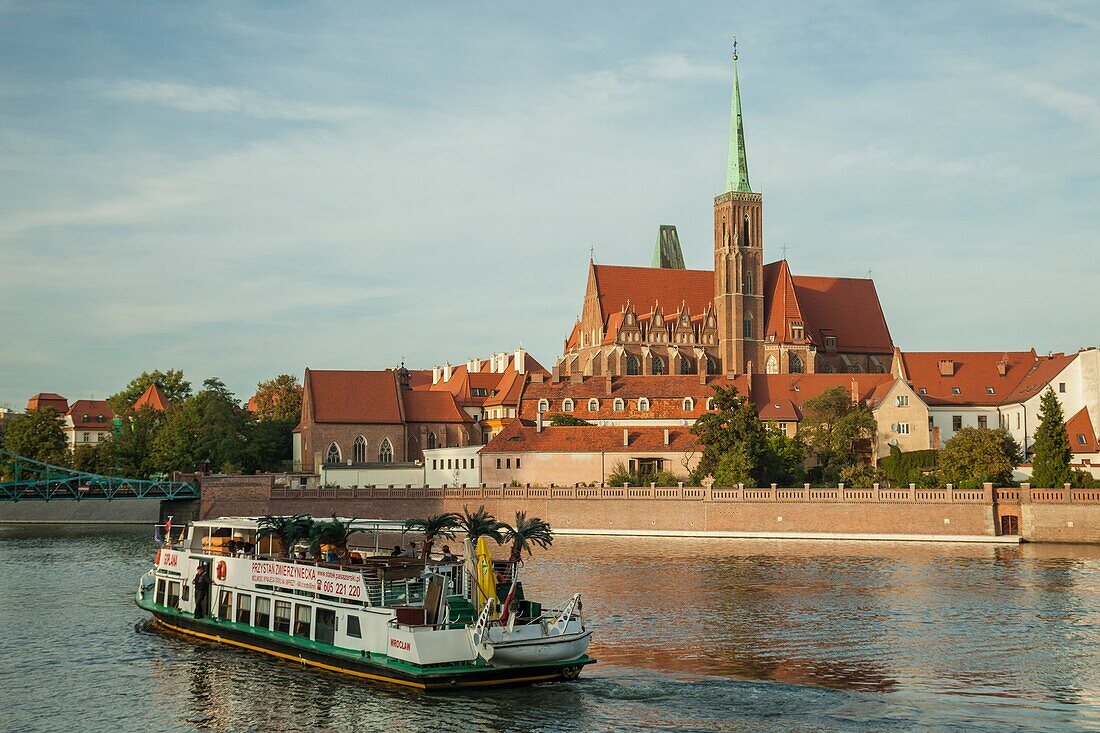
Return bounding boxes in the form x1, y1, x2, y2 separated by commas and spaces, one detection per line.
726, 38, 751, 194
651, 224, 686, 269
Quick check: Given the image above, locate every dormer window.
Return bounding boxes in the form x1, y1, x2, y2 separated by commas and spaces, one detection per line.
824, 335, 837, 352
96, 414, 104, 422
986, 387, 995, 395
612, 398, 624, 412
682, 397, 694, 411
706, 397, 716, 410
952, 387, 961, 395
82, 413, 89, 422
1079, 434, 1088, 445
537, 399, 549, 413
588, 398, 599, 411
918, 387, 927, 395
562, 398, 574, 413
791, 323, 804, 340
637, 397, 650, 412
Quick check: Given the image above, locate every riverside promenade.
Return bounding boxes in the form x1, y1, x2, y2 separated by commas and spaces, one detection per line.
199, 476, 1100, 544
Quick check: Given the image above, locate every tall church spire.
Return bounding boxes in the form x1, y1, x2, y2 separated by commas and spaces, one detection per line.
725, 38, 751, 194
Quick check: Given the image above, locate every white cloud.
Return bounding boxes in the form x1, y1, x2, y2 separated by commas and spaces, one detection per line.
99, 80, 374, 122
1013, 77, 1100, 132
627, 54, 728, 82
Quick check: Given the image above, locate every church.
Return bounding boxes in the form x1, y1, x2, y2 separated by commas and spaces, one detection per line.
557, 49, 894, 379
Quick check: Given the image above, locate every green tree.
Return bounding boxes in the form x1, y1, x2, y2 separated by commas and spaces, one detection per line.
760, 428, 807, 486
712, 446, 755, 486
98, 407, 165, 478
799, 386, 877, 482
838, 463, 885, 488
309, 514, 358, 563
4, 409, 68, 467
251, 374, 302, 423
257, 514, 314, 558
457, 505, 506, 544
690, 385, 769, 485
243, 418, 295, 473
500, 511, 554, 563
939, 427, 1018, 486
1030, 388, 1071, 488
108, 369, 191, 415
547, 413, 594, 427
70, 444, 108, 474
151, 378, 249, 472
404, 513, 461, 561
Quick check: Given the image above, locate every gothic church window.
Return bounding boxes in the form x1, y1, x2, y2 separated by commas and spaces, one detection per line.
353, 435, 366, 463
849, 364, 863, 374
378, 438, 393, 463
707, 357, 720, 375
821, 362, 835, 374
680, 357, 694, 374
626, 355, 641, 375
765, 356, 779, 374
742, 319, 753, 339
325, 442, 341, 465
427, 432, 437, 450
652, 356, 666, 375
789, 354, 804, 374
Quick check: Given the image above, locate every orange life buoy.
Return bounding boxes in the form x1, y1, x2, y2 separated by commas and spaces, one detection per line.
216, 560, 227, 581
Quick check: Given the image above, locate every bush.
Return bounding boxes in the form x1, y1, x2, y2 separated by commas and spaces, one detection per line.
547, 413, 594, 427
838, 463, 884, 488
1070, 469, 1096, 489
881, 446, 938, 487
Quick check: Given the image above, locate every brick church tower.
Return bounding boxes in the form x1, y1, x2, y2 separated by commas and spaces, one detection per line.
714, 45, 764, 375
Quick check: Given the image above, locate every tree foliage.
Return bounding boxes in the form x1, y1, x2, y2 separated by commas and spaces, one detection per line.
500, 511, 554, 563
107, 369, 191, 415
1030, 388, 1071, 488
458, 505, 505, 544
799, 387, 877, 481
547, 413, 594, 427
939, 427, 1018, 487
4, 409, 68, 467
404, 513, 460, 561
251, 374, 303, 423
257, 514, 314, 558
309, 514, 358, 562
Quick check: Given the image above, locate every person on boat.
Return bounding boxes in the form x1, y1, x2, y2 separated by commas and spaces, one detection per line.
193, 564, 211, 619
440, 546, 458, 563
402, 542, 418, 558
389, 544, 402, 557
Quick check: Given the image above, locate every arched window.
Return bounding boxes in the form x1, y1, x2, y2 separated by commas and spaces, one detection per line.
407, 435, 420, 462
612, 398, 624, 412
706, 397, 716, 411
626, 355, 641, 375
325, 442, 341, 464
353, 435, 366, 463
537, 399, 549, 413
765, 355, 779, 374
707, 356, 720, 375
562, 398, 574, 412
679, 357, 694, 374
378, 438, 393, 463
821, 362, 835, 374
789, 354, 804, 374
427, 431, 437, 450
588, 398, 599, 412
652, 356, 666, 375
637, 397, 650, 412
849, 363, 863, 374
682, 397, 694, 412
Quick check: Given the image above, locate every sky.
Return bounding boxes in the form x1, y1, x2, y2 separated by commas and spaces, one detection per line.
1, 1, 1097, 409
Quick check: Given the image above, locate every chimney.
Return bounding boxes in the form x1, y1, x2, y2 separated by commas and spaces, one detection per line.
851, 378, 859, 403
488, 356, 496, 374
996, 359, 1007, 376
432, 366, 441, 385
536, 412, 543, 433
663, 428, 670, 445
514, 348, 527, 374
570, 373, 582, 384
551, 364, 561, 383
467, 358, 477, 374
442, 362, 453, 382
623, 428, 630, 446
938, 359, 954, 377
605, 375, 613, 395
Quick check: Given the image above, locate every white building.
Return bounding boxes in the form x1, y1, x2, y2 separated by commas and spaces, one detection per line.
423, 445, 482, 487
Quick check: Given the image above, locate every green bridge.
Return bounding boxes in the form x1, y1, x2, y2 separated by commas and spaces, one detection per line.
0, 449, 199, 502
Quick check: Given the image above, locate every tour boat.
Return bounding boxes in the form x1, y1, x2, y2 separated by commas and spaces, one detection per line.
135, 517, 594, 690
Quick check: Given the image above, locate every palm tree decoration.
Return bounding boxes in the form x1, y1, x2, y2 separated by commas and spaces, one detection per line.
404, 512, 460, 561
256, 514, 313, 558
308, 514, 358, 563
501, 511, 554, 564
457, 504, 506, 544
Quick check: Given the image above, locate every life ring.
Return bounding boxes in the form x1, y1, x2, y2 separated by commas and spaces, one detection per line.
215, 560, 227, 581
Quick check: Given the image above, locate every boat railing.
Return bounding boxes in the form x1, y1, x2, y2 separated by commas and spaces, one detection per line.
470, 597, 497, 647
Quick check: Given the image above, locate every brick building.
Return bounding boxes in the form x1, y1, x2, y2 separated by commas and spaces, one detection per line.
558, 48, 893, 379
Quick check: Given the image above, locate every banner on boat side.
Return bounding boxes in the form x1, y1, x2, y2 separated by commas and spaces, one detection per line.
245, 559, 365, 601
156, 549, 183, 571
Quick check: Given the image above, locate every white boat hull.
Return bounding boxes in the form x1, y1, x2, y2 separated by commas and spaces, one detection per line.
476, 627, 592, 667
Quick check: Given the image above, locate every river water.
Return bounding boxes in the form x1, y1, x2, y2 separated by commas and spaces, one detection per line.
1, 526, 1098, 733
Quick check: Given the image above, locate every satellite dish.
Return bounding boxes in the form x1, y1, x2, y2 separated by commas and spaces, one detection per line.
888, 439, 899, 447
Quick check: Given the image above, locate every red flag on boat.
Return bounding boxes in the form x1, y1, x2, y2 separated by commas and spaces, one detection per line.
164, 516, 173, 535
499, 576, 517, 625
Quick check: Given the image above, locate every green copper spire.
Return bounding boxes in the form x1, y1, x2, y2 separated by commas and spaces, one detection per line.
726, 40, 751, 193
651, 225, 686, 269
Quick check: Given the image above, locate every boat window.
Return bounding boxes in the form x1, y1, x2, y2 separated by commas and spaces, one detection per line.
236, 594, 252, 625
294, 604, 312, 639
346, 614, 362, 639
155, 579, 166, 606
255, 597, 271, 629
166, 581, 181, 608
218, 591, 233, 620
274, 600, 292, 634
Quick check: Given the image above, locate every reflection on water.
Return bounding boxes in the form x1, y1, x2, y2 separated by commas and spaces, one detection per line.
2, 525, 1099, 732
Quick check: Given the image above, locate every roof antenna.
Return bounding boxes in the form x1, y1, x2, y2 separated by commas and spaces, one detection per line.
781, 243, 789, 260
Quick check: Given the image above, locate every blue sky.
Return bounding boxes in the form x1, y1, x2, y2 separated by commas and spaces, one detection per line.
1, 1, 1097, 409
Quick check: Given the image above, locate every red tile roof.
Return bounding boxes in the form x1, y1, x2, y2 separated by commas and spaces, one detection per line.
1066, 407, 1099, 454
786, 272, 894, 354
592, 264, 713, 324
749, 374, 894, 421
305, 369, 403, 424
897, 351, 1036, 406
1003, 353, 1077, 405
66, 400, 114, 429
483, 419, 700, 454
133, 383, 169, 412
429, 354, 548, 407
762, 260, 805, 344
401, 391, 473, 424
484, 368, 525, 407
27, 393, 68, 414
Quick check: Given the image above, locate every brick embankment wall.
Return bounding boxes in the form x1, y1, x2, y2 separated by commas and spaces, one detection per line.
996, 486, 1100, 544
200, 479, 997, 539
